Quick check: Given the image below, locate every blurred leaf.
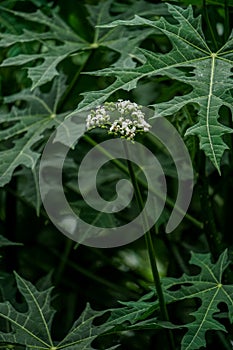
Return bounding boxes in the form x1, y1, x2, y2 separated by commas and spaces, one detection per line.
0, 0, 162, 88
162, 0, 233, 6
0, 235, 22, 248
17, 165, 41, 215
0, 6, 88, 89
0, 75, 67, 187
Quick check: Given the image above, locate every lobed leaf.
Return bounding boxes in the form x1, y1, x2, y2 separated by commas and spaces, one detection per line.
0, 0, 158, 88
0, 75, 67, 187
0, 273, 162, 350
115, 249, 233, 349
0, 272, 55, 348
76, 4, 233, 171
162, 249, 232, 350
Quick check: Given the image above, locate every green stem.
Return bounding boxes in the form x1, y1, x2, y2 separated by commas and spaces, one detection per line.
32, 166, 40, 217
144, 232, 170, 321
83, 133, 203, 230
123, 141, 175, 350
56, 50, 93, 113
54, 238, 73, 285
168, 240, 191, 275
48, 246, 138, 298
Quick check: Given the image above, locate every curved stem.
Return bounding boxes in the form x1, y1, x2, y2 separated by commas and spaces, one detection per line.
54, 238, 73, 285
83, 133, 203, 229
123, 141, 176, 350
57, 50, 94, 113
144, 231, 170, 322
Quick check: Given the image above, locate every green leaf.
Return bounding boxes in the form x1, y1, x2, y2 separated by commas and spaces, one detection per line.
0, 0, 159, 88
0, 235, 22, 248
0, 7, 87, 89
163, 0, 233, 6
0, 273, 162, 350
76, 4, 233, 171
126, 250, 233, 349
162, 249, 233, 350
48, 304, 115, 350
111, 289, 158, 323
0, 272, 112, 349
0, 75, 67, 187
85, 0, 160, 68
17, 165, 41, 216
0, 272, 55, 349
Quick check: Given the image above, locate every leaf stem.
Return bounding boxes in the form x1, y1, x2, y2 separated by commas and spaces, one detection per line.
123, 141, 176, 350
54, 238, 73, 285
32, 166, 40, 217
49, 246, 138, 298
57, 50, 94, 113
83, 133, 203, 229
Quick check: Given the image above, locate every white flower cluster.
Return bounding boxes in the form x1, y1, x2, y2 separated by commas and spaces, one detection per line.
110, 117, 137, 140
86, 106, 110, 130
86, 99, 151, 140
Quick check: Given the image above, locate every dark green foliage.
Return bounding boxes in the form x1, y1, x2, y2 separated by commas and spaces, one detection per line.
0, 1, 233, 349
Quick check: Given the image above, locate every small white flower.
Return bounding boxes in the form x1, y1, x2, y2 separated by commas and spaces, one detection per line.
86, 106, 110, 130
